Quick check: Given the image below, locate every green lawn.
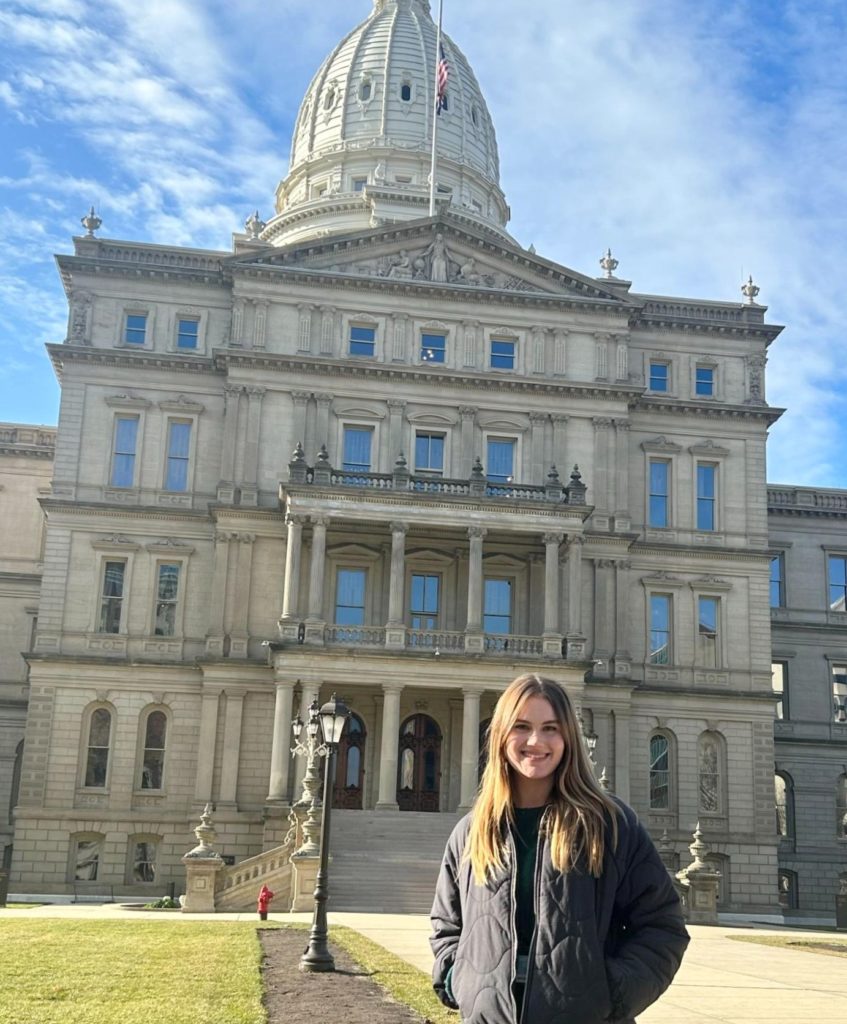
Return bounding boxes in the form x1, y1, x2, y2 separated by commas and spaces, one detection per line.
0, 920, 268, 1024
729, 934, 847, 959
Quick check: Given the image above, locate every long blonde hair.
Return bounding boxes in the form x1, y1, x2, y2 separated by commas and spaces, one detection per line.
465, 674, 619, 884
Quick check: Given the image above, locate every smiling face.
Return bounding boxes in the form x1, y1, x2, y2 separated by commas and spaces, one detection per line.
504, 694, 566, 805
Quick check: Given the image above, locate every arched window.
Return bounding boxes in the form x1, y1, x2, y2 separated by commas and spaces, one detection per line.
778, 869, 798, 910
649, 732, 672, 810
69, 832, 105, 883
359, 77, 372, 102
127, 835, 159, 884
698, 732, 725, 814
775, 772, 794, 838
400, 81, 412, 102
8, 740, 23, 826
139, 709, 168, 790
838, 774, 847, 838
83, 707, 113, 788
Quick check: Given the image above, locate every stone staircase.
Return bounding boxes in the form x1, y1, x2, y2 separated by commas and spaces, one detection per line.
327, 810, 461, 914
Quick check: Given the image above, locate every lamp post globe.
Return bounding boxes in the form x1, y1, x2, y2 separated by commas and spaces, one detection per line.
299, 693, 350, 973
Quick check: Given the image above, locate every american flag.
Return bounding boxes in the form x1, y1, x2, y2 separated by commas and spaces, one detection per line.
436, 44, 450, 114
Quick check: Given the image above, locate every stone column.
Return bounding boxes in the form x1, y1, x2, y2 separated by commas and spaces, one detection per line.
279, 513, 304, 640
193, 688, 222, 804
593, 560, 615, 677
306, 516, 329, 632
459, 688, 483, 811
315, 393, 333, 450
218, 384, 242, 502
266, 678, 296, 804
542, 532, 564, 654
530, 412, 547, 484
219, 690, 245, 807
465, 527, 486, 653
387, 399, 407, 462
375, 685, 403, 810
229, 533, 255, 658
566, 535, 586, 660
241, 386, 265, 505
614, 561, 632, 677
592, 418, 613, 531
386, 523, 408, 648
205, 532, 231, 656
614, 420, 631, 531
297, 304, 313, 352
459, 407, 477, 477
291, 391, 310, 455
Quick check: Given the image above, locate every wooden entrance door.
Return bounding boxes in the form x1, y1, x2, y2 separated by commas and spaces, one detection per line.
397, 714, 441, 812
333, 712, 366, 809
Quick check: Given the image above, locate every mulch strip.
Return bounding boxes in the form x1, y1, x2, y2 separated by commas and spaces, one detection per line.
261, 929, 428, 1024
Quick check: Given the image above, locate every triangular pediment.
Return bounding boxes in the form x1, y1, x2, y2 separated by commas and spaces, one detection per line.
228, 216, 630, 304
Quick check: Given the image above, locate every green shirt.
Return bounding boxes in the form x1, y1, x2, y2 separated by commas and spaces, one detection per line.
510, 805, 546, 955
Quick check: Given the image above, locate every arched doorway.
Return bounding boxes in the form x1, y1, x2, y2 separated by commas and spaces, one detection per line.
333, 713, 366, 809
397, 714, 441, 812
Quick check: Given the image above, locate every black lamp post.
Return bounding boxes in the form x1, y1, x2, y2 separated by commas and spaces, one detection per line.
299, 692, 349, 973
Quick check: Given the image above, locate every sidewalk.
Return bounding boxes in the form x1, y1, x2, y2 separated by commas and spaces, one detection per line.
3, 903, 846, 1023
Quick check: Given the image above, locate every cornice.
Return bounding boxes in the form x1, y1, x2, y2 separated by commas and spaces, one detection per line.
0, 444, 55, 459
215, 349, 643, 402
40, 498, 212, 524
48, 344, 218, 380
767, 485, 847, 519
630, 542, 770, 562
633, 683, 777, 702
635, 395, 784, 425
632, 316, 781, 343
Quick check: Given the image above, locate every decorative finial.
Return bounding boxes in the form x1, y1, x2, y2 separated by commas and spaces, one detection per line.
599, 766, 611, 791
394, 451, 408, 469
547, 464, 560, 484
599, 248, 619, 279
291, 441, 305, 464
184, 802, 220, 859
528, 243, 537, 255
245, 210, 265, 240
81, 206, 102, 238
471, 456, 485, 479
741, 274, 760, 305
316, 444, 330, 465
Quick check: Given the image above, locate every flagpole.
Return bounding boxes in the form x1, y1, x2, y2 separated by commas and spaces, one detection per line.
428, 0, 444, 217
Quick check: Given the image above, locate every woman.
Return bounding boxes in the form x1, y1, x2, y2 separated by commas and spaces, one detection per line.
430, 674, 689, 1024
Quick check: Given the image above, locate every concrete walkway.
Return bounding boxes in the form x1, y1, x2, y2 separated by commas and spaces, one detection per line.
3, 904, 846, 1023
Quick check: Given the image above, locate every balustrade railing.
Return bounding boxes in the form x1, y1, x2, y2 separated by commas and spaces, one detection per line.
325, 625, 387, 647
407, 629, 465, 651
484, 634, 545, 656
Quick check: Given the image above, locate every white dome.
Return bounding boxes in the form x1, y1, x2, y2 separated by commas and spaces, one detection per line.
263, 0, 510, 246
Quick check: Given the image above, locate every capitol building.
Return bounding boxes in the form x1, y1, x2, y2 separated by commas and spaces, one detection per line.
1, 0, 845, 918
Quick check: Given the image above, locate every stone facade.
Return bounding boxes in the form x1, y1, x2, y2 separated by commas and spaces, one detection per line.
3, 0, 791, 913
768, 486, 847, 916
0, 423, 54, 865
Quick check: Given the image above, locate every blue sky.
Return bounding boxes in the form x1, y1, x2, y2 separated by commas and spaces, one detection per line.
1, 0, 845, 486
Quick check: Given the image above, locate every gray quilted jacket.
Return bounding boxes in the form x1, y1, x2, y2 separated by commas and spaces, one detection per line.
430, 802, 689, 1024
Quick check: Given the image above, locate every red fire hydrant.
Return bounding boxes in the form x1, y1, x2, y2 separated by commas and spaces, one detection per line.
257, 884, 275, 921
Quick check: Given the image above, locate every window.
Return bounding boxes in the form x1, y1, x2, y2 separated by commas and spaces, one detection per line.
124, 313, 147, 346
342, 426, 373, 474
471, 199, 483, 214
410, 574, 440, 630
153, 563, 180, 636
84, 708, 112, 788
649, 460, 670, 528
770, 553, 785, 608
833, 664, 847, 723
164, 420, 191, 491
359, 80, 372, 102
649, 734, 671, 810
649, 594, 671, 665
400, 81, 412, 102
110, 416, 139, 488
649, 361, 669, 392
352, 177, 367, 193
486, 437, 515, 484
335, 568, 366, 630
829, 555, 847, 612
772, 661, 788, 720
414, 432, 444, 475
349, 325, 375, 357
440, 92, 449, 112
696, 365, 715, 397
72, 836, 102, 882
490, 338, 516, 370
483, 578, 512, 638
696, 463, 717, 531
176, 318, 199, 350
778, 870, 798, 910
698, 733, 722, 813
775, 772, 794, 838
324, 86, 336, 110
421, 333, 446, 363
471, 104, 480, 127
838, 776, 847, 838
130, 838, 158, 883
140, 710, 167, 790
98, 561, 126, 634
697, 596, 719, 668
